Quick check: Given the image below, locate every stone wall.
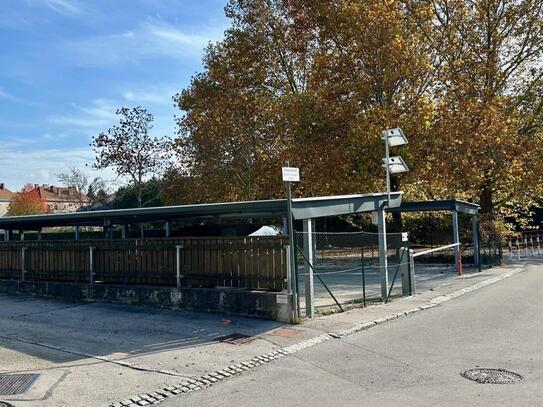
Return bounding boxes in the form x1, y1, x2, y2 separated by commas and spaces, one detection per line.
0, 280, 294, 323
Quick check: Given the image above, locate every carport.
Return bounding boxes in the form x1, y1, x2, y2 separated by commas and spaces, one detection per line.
387, 200, 481, 270
0, 192, 403, 322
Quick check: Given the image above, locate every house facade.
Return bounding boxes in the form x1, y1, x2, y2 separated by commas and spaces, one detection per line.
0, 184, 15, 216
34, 184, 91, 213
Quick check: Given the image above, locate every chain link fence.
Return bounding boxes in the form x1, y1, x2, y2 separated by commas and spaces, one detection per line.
294, 231, 409, 315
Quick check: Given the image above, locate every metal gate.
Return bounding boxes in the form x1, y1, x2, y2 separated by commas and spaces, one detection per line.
294, 230, 411, 316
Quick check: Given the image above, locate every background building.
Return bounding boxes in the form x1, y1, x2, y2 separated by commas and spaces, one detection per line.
33, 184, 90, 213
0, 184, 15, 216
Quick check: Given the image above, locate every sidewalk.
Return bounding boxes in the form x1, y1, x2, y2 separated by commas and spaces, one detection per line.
0, 261, 526, 407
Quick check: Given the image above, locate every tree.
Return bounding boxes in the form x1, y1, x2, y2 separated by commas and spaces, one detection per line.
86, 177, 110, 208
113, 177, 165, 209
7, 184, 49, 216
57, 167, 89, 208
404, 0, 543, 224
173, 0, 435, 203
172, 0, 543, 233
91, 107, 171, 208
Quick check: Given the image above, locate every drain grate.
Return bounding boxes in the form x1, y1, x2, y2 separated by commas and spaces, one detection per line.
461, 368, 524, 384
0, 374, 39, 395
215, 333, 254, 345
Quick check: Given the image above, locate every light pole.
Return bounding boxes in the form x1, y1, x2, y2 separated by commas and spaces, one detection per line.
378, 128, 409, 301
381, 127, 409, 207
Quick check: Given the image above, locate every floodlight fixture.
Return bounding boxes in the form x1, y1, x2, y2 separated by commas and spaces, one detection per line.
382, 156, 409, 174
382, 127, 409, 209
381, 127, 408, 147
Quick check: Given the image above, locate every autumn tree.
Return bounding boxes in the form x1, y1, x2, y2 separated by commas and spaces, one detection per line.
404, 0, 543, 225
92, 107, 171, 208
173, 0, 543, 232
7, 184, 49, 216
173, 0, 435, 204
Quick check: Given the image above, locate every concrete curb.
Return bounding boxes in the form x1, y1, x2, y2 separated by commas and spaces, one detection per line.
107, 266, 524, 407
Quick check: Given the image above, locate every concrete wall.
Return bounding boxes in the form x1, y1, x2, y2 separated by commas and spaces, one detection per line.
0, 280, 294, 323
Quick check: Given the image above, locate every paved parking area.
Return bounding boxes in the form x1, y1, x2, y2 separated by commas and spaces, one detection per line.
0, 296, 299, 406
0, 261, 526, 406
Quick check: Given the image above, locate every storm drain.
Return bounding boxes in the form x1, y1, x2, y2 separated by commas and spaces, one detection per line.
461, 368, 524, 384
216, 333, 254, 345
0, 374, 39, 395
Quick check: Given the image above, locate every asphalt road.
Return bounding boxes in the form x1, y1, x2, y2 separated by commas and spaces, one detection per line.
164, 262, 543, 406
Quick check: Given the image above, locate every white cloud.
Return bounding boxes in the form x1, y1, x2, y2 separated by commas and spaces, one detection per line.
0, 145, 95, 191
122, 87, 176, 105
48, 99, 118, 129
39, 0, 80, 15
0, 86, 30, 105
61, 21, 225, 67
147, 24, 212, 48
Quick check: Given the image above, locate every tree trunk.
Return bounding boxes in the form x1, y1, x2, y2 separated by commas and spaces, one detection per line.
479, 184, 494, 218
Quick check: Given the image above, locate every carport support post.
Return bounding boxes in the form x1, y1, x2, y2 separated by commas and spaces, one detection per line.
452, 210, 460, 273
285, 174, 299, 321
303, 218, 315, 318
472, 215, 479, 267
21, 247, 27, 281
176, 245, 183, 288
377, 208, 389, 301
89, 246, 96, 284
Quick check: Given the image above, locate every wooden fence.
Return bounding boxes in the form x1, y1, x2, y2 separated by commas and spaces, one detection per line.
0, 237, 288, 291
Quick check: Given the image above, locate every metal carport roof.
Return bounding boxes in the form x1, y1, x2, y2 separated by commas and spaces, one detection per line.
387, 199, 479, 215
0, 192, 403, 230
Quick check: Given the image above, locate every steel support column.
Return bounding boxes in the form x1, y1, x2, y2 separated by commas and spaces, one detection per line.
472, 215, 479, 267
377, 208, 388, 301
452, 210, 460, 272
303, 218, 315, 318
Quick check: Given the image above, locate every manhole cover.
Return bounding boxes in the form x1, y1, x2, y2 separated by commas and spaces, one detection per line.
461, 368, 524, 384
216, 333, 254, 345
0, 374, 39, 395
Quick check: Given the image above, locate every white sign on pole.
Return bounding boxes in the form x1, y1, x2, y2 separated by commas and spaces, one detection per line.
282, 167, 300, 182
402, 232, 409, 242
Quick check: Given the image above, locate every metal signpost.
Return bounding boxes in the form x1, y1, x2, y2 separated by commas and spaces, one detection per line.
282, 164, 300, 321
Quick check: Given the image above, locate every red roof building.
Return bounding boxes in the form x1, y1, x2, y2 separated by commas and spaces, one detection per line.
33, 184, 90, 213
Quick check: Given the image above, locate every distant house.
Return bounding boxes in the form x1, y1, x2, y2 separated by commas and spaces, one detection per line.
33, 184, 91, 213
0, 184, 15, 216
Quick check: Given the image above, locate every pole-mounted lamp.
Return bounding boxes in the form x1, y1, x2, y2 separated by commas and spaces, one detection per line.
381, 127, 409, 207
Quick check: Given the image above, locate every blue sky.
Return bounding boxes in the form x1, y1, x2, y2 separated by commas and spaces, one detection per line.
0, 0, 228, 190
